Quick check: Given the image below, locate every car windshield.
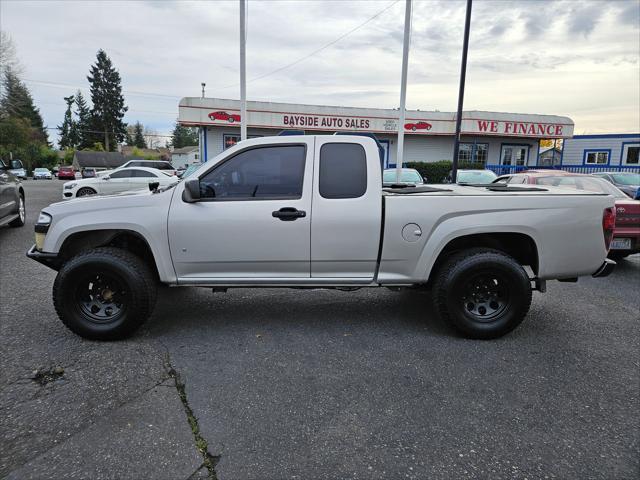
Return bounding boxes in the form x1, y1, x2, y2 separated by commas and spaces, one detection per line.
611, 173, 640, 185
457, 170, 497, 184
34, 168, 48, 172
537, 175, 628, 199
383, 169, 423, 183
10, 160, 24, 169
181, 165, 200, 178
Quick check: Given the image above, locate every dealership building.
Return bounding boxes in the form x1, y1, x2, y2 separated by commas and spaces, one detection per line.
178, 97, 574, 168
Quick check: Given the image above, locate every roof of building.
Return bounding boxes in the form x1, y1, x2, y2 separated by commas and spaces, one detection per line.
178, 97, 575, 139
172, 146, 198, 154
73, 151, 126, 168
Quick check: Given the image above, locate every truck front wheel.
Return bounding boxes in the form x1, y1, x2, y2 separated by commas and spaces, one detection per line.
53, 247, 157, 340
433, 248, 532, 339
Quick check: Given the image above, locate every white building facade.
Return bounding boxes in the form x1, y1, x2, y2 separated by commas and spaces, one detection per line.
178, 97, 574, 169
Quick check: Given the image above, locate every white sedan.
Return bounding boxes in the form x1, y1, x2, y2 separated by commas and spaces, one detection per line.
62, 167, 179, 200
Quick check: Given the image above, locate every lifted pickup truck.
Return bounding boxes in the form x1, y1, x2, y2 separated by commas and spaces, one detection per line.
27, 135, 616, 340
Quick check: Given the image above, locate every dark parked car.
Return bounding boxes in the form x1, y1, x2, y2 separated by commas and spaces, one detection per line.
118, 160, 176, 176
591, 172, 640, 199
81, 168, 97, 178
58, 166, 76, 180
0, 159, 26, 228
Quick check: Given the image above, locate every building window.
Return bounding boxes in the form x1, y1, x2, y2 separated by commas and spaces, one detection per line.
458, 143, 488, 164
622, 144, 639, 165
584, 150, 610, 164
500, 145, 529, 166
223, 134, 263, 150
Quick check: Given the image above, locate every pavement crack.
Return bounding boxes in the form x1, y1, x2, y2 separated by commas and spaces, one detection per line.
165, 355, 220, 480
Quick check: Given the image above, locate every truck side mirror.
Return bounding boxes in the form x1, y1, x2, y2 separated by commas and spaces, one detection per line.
182, 178, 201, 203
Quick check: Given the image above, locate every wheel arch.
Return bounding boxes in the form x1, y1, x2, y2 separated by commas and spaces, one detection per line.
427, 232, 539, 283
58, 229, 161, 280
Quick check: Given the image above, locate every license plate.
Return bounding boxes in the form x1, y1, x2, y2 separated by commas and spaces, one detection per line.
610, 238, 631, 250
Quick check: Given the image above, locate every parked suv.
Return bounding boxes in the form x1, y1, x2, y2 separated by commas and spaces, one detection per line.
0, 159, 26, 228
118, 160, 176, 176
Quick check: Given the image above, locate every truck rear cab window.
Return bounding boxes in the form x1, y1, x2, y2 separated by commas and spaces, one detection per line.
199, 145, 305, 199
319, 143, 367, 199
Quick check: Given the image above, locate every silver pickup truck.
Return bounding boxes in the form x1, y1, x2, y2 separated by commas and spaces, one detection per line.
27, 135, 616, 340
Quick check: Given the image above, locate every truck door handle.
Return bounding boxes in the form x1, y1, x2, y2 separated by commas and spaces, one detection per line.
272, 207, 306, 221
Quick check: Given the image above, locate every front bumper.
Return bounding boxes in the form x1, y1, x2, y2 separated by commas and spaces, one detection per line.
26, 245, 62, 271
592, 259, 616, 278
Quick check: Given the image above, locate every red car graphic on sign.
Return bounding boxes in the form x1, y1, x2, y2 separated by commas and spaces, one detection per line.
405, 121, 432, 131
208, 111, 241, 123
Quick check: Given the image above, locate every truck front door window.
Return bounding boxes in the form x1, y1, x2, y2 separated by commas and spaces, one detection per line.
199, 145, 305, 199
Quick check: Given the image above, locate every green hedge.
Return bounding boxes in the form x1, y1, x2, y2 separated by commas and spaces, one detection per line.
404, 160, 487, 183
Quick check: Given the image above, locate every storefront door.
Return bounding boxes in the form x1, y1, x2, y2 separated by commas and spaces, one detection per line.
500, 145, 529, 166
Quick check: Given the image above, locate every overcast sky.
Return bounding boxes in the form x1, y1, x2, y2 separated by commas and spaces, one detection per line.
1, 0, 639, 145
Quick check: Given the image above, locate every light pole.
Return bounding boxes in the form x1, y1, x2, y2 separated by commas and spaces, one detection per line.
395, 0, 412, 183
451, 0, 472, 183
239, 0, 247, 141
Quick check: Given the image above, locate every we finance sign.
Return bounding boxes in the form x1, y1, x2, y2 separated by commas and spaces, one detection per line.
469, 119, 569, 138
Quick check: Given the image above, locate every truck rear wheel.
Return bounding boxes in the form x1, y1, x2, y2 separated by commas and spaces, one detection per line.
433, 248, 532, 339
53, 247, 157, 340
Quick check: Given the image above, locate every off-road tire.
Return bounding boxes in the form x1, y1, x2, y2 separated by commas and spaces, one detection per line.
53, 247, 157, 340
9, 193, 25, 227
432, 248, 532, 339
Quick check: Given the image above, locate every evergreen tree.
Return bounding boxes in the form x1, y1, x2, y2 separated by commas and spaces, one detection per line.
0, 68, 48, 144
169, 120, 199, 148
87, 49, 127, 151
74, 90, 92, 149
125, 130, 134, 146
57, 95, 77, 149
133, 121, 146, 148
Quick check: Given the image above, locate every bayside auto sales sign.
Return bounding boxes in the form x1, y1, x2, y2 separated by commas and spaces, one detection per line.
179, 98, 574, 138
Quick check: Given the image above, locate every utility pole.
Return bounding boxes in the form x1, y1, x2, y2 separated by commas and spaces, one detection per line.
395, 0, 412, 183
201, 82, 206, 99
239, 0, 247, 141
451, 0, 472, 182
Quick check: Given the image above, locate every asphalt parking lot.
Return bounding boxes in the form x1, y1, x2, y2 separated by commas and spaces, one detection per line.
1, 180, 638, 480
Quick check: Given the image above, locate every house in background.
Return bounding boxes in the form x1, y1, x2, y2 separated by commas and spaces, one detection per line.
171, 146, 199, 167
72, 151, 127, 171
560, 133, 639, 168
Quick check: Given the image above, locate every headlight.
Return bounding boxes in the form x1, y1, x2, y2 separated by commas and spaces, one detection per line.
37, 212, 52, 225
34, 212, 52, 251
64, 183, 77, 190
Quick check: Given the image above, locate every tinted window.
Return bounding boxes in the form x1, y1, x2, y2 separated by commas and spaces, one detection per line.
110, 170, 133, 179
319, 143, 367, 199
155, 162, 174, 170
199, 145, 305, 199
131, 169, 157, 178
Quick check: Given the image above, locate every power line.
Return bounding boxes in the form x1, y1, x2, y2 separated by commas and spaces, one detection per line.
23, 78, 183, 100
213, 0, 401, 89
